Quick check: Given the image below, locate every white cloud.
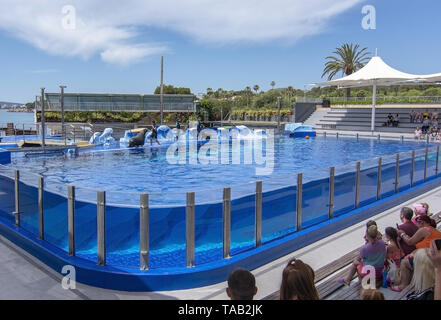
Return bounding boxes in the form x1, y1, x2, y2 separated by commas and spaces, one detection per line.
0, 0, 364, 65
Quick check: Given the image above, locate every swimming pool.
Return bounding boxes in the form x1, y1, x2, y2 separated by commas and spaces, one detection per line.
0, 134, 440, 290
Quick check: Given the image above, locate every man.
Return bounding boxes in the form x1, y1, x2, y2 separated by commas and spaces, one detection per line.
150, 121, 161, 146
226, 268, 258, 300
410, 109, 416, 123
397, 207, 418, 255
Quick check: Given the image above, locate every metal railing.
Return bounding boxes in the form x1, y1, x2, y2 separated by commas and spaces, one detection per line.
0, 133, 440, 271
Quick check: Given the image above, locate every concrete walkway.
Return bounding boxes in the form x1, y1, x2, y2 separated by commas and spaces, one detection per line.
1, 184, 441, 300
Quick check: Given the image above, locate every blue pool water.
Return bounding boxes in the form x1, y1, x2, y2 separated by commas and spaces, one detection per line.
0, 135, 438, 269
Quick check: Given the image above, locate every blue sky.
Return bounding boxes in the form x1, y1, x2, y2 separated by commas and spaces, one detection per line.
0, 0, 440, 103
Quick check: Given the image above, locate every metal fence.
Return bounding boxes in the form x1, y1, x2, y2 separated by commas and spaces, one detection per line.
0, 134, 439, 271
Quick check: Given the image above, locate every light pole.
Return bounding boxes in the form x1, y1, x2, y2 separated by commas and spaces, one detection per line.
40, 88, 45, 148
60, 85, 67, 145
277, 96, 281, 132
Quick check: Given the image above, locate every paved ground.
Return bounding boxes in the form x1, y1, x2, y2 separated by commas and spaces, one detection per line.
1, 181, 441, 300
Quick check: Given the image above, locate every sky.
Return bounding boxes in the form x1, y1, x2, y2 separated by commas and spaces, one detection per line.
0, 0, 440, 103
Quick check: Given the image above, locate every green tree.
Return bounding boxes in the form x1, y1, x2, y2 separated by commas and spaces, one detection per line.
154, 85, 192, 94
270, 81, 276, 90
322, 43, 370, 100
253, 85, 260, 93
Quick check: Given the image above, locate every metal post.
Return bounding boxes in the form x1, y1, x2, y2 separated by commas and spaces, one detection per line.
296, 173, 303, 231
411, 151, 415, 187
436, 146, 440, 177
38, 176, 44, 240
255, 181, 262, 247
426, 134, 429, 144
377, 134, 380, 141
401, 135, 404, 143
40, 88, 45, 148
424, 147, 428, 182
186, 192, 195, 268
329, 167, 335, 219
97, 191, 106, 266
13, 170, 20, 226
223, 187, 231, 259
277, 97, 281, 133
140, 193, 149, 270
336, 132, 339, 139
356, 133, 359, 141
324, 131, 326, 139
60, 85, 66, 145
377, 157, 382, 200
68, 185, 75, 256
355, 162, 361, 208
395, 154, 400, 193
160, 56, 164, 125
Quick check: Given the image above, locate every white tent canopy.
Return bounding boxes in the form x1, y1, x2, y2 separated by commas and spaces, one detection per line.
317, 56, 441, 131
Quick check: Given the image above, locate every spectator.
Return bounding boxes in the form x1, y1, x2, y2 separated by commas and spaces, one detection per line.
412, 203, 428, 224
392, 215, 441, 291
423, 108, 431, 119
410, 109, 416, 123
364, 220, 383, 243
338, 225, 386, 286
385, 227, 404, 266
226, 268, 258, 300
386, 113, 394, 126
422, 117, 430, 134
280, 258, 319, 300
393, 114, 400, 127
415, 110, 423, 123
414, 127, 422, 140
397, 207, 419, 256
409, 248, 435, 300
360, 289, 385, 300
432, 109, 439, 121
427, 239, 441, 300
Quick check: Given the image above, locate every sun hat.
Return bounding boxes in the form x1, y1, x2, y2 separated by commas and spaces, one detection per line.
413, 203, 427, 215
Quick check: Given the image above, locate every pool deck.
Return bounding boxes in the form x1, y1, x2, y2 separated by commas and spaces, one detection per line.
1, 182, 441, 300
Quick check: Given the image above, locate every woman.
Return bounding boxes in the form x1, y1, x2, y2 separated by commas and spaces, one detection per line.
392, 215, 441, 291
385, 227, 404, 267
280, 258, 319, 300
412, 203, 428, 224
410, 248, 435, 299
338, 225, 386, 286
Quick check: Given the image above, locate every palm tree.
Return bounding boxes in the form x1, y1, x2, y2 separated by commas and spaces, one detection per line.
245, 86, 251, 107
253, 85, 260, 93
322, 43, 370, 100
270, 81, 276, 90
206, 88, 213, 96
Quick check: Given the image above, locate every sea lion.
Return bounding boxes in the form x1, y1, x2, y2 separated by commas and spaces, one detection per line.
129, 128, 148, 147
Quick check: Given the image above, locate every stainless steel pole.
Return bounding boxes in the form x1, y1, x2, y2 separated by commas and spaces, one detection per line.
395, 154, 400, 193
424, 147, 428, 182
355, 162, 361, 208
140, 193, 149, 270
437, 146, 440, 177
38, 176, 44, 240
411, 151, 415, 187
329, 167, 335, 219
160, 56, 164, 125
97, 191, 106, 266
223, 187, 231, 259
296, 173, 303, 231
14, 170, 20, 226
377, 157, 382, 200
40, 88, 46, 148
60, 86, 66, 145
186, 192, 195, 268
255, 181, 262, 247
68, 185, 75, 256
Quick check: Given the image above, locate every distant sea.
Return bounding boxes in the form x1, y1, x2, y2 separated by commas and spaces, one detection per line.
0, 109, 35, 125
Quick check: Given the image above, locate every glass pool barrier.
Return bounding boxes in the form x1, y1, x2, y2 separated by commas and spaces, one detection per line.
0, 143, 440, 272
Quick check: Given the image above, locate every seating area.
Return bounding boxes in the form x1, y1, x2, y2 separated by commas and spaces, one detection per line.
310, 107, 441, 133
260, 211, 441, 301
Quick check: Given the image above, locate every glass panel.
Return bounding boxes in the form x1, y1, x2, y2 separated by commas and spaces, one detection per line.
302, 167, 329, 229
149, 192, 186, 269
43, 179, 68, 251
19, 171, 40, 236
359, 158, 378, 207
262, 175, 297, 244
413, 149, 426, 186
381, 154, 396, 199
426, 146, 438, 180
398, 151, 412, 192
74, 186, 98, 264
230, 182, 255, 256
0, 166, 15, 224
194, 188, 223, 266
105, 191, 140, 268
334, 163, 356, 217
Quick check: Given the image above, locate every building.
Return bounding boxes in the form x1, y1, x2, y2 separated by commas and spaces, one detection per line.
44, 93, 198, 113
